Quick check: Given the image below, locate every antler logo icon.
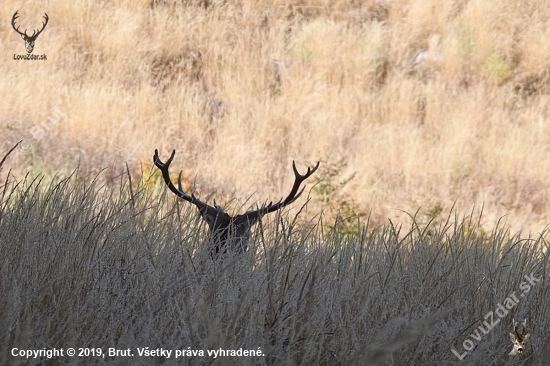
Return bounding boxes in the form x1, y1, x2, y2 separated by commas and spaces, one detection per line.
11, 10, 49, 54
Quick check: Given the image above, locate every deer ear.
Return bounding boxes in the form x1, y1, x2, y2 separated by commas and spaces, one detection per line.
510, 333, 516, 342
20, 34, 25, 40
524, 334, 531, 342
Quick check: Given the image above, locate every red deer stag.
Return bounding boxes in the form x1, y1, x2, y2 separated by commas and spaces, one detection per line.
154, 149, 319, 257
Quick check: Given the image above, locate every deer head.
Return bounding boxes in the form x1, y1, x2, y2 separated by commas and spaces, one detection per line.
153, 149, 319, 257
12, 11, 49, 54
509, 319, 530, 355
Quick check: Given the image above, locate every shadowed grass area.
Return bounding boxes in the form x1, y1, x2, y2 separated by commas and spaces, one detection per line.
1, 149, 549, 365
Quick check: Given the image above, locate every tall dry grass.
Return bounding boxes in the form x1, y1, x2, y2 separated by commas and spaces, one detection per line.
1, 145, 549, 365
2, 1, 550, 228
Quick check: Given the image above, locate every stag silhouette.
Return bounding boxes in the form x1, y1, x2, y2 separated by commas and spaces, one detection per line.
12, 11, 49, 54
154, 149, 319, 258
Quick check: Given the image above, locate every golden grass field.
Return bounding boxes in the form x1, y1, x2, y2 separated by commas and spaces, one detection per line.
3, 0, 550, 233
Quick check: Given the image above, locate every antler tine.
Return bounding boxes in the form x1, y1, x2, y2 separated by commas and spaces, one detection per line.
513, 318, 525, 338
11, 11, 25, 36
153, 149, 196, 204
292, 160, 319, 179
35, 13, 49, 36
154, 149, 227, 237
261, 160, 320, 214
11, 10, 18, 25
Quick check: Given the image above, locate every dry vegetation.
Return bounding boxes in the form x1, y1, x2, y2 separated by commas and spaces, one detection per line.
1, 145, 550, 365
2, 0, 550, 233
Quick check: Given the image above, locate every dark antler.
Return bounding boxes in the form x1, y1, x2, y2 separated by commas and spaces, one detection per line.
515, 320, 526, 339
153, 149, 231, 232
262, 160, 320, 214
11, 11, 26, 37
154, 149, 208, 207
154, 149, 319, 218
11, 11, 48, 39
239, 160, 319, 225
31, 13, 49, 39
